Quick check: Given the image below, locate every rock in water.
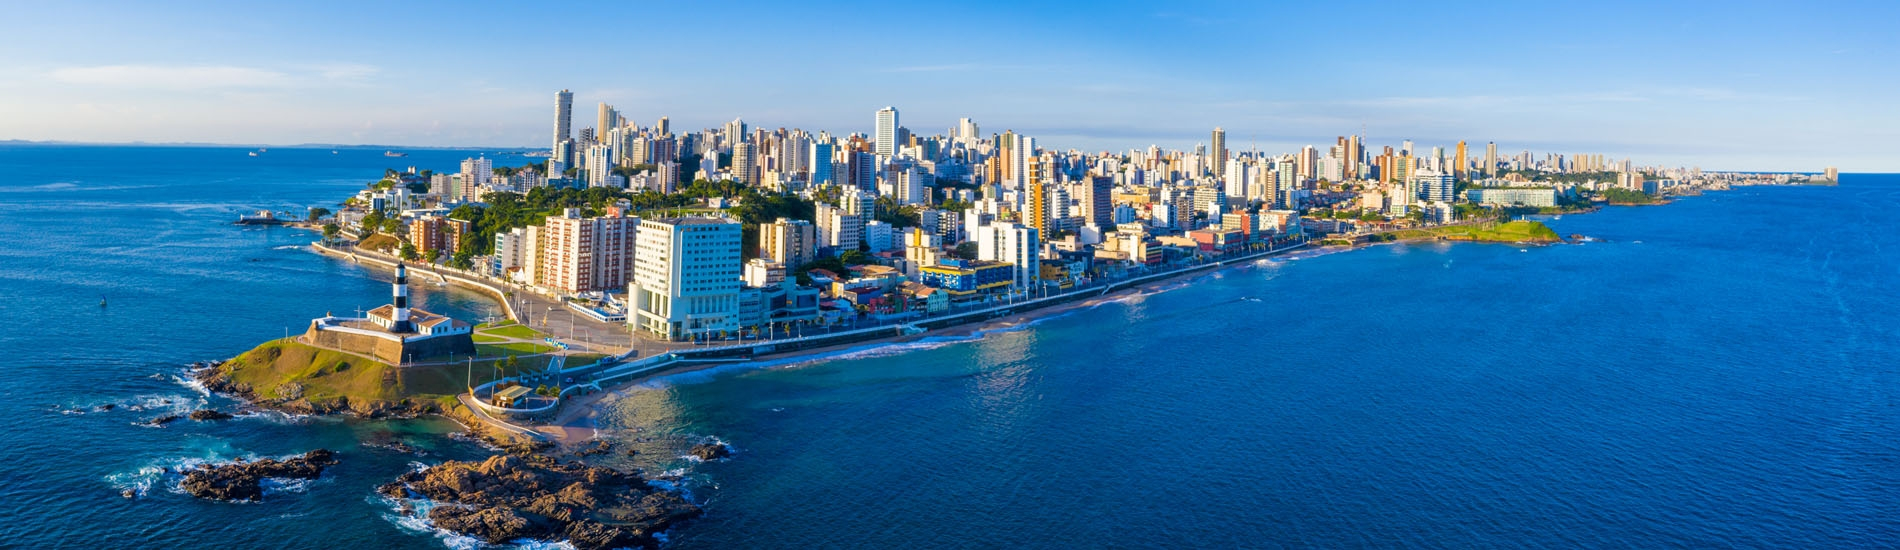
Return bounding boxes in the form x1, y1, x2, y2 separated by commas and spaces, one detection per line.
179, 449, 338, 501
379, 452, 700, 549
189, 409, 234, 421
143, 414, 182, 427
689, 443, 731, 461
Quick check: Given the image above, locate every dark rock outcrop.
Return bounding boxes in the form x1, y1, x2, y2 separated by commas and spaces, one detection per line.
189, 409, 234, 421
364, 431, 423, 455
178, 449, 338, 501
379, 453, 699, 549
689, 443, 731, 461
142, 414, 182, 427
575, 440, 614, 457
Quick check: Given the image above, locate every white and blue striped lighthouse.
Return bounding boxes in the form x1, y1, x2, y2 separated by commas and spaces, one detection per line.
390, 261, 413, 333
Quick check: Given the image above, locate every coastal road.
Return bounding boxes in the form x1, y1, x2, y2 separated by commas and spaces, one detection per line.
499, 289, 696, 359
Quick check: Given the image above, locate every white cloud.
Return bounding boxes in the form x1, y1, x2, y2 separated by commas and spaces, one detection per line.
47, 63, 381, 91
50, 65, 294, 90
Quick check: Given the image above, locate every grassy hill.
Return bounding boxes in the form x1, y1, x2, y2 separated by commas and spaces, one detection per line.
1382, 220, 1562, 244
209, 337, 603, 417
212, 340, 452, 415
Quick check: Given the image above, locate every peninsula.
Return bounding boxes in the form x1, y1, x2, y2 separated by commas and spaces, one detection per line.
206, 94, 1843, 548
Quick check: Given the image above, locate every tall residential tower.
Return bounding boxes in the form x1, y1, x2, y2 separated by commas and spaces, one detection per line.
553, 89, 573, 151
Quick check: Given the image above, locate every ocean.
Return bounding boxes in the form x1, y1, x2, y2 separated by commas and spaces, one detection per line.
1, 144, 1894, 548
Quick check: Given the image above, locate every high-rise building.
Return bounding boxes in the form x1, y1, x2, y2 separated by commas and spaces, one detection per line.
629, 217, 742, 341
1484, 142, 1498, 177
732, 142, 758, 184
1080, 176, 1112, 229
585, 143, 615, 187
810, 141, 835, 185
553, 89, 573, 151
655, 116, 670, 136
815, 203, 863, 251
1211, 127, 1227, 171
460, 156, 493, 188
955, 118, 979, 142
875, 107, 899, 158
724, 118, 747, 145
1414, 170, 1455, 203
535, 208, 640, 295
1025, 158, 1050, 237
1455, 141, 1468, 181
596, 103, 618, 139
759, 218, 816, 267
976, 222, 1040, 289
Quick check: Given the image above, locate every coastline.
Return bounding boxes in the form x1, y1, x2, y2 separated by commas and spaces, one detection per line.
535, 242, 1330, 444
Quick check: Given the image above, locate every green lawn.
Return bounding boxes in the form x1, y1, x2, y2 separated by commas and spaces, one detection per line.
477, 341, 555, 356
477, 324, 545, 340
1390, 220, 1560, 243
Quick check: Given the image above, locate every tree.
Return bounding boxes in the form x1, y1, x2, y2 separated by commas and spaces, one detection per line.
307, 207, 332, 222
321, 223, 340, 243
954, 242, 979, 260
399, 242, 420, 261
839, 249, 870, 266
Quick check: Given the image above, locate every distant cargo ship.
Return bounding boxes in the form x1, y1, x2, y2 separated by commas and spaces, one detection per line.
384, 151, 407, 157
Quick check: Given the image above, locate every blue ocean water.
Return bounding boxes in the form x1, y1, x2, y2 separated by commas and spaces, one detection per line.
1, 144, 1894, 547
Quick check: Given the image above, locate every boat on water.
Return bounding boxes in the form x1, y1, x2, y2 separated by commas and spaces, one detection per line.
384, 151, 407, 157
234, 210, 284, 225
247, 151, 258, 157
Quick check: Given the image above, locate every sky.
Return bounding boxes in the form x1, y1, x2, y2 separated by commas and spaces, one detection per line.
1, 0, 1895, 171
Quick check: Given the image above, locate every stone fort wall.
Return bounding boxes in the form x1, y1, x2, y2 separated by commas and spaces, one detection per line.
304, 322, 475, 365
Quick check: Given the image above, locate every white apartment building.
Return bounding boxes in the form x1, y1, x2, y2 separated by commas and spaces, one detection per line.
977, 222, 1040, 289
629, 217, 742, 341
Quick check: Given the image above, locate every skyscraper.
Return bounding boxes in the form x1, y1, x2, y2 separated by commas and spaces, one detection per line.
875, 107, 899, 158
1081, 176, 1112, 229
955, 118, 979, 142
1484, 142, 1498, 177
1025, 158, 1049, 238
810, 141, 835, 185
553, 89, 573, 151
1211, 127, 1227, 172
731, 142, 756, 184
596, 103, 618, 139
1454, 141, 1468, 181
628, 217, 741, 341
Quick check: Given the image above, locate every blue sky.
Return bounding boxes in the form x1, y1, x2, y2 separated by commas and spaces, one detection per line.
1, 0, 1895, 171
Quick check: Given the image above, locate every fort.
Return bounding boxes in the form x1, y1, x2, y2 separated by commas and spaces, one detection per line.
302, 261, 474, 364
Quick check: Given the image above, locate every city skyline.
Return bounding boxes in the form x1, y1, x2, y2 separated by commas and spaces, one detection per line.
2, 1, 1896, 171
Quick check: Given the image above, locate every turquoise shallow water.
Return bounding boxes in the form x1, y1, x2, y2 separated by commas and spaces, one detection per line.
0, 144, 1894, 548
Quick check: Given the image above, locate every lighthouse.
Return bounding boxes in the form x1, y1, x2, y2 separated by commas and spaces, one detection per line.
390, 261, 413, 333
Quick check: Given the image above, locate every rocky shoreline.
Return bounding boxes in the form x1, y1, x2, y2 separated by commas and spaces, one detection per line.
379, 452, 700, 549
177, 449, 339, 502
184, 359, 709, 547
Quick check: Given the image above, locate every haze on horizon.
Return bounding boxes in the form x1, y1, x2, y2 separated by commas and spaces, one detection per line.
1, 0, 1894, 172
